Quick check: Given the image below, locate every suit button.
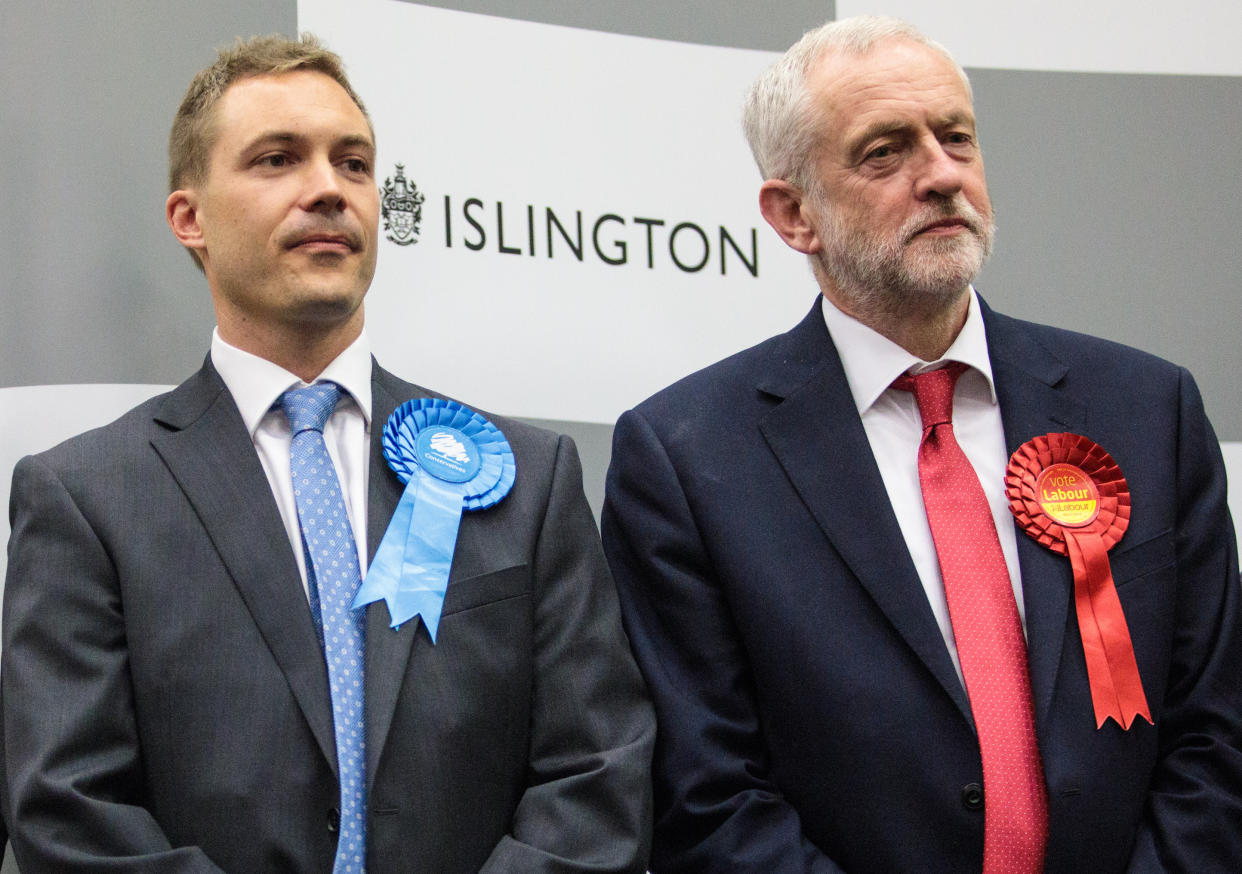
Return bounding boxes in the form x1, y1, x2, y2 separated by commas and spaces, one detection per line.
328, 807, 340, 832
961, 783, 984, 811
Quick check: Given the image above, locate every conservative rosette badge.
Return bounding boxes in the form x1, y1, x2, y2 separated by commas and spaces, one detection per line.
1005, 432, 1151, 729
353, 399, 516, 641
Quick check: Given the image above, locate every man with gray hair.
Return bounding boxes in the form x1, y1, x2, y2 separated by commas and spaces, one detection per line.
603, 15, 1241, 873
3, 33, 653, 873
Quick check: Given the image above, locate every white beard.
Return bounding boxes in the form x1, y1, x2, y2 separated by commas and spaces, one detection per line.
814, 194, 995, 322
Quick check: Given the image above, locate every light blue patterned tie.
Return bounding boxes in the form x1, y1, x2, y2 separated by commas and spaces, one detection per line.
278, 382, 367, 874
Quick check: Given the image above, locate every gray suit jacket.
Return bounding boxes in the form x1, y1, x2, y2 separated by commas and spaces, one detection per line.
3, 360, 654, 873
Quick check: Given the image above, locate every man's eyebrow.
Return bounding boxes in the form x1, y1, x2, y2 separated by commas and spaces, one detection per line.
845, 111, 977, 157
241, 131, 375, 152
337, 134, 376, 153
844, 120, 912, 157
933, 110, 977, 130
245, 131, 300, 147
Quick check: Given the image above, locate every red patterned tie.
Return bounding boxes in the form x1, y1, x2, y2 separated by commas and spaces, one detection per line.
892, 363, 1048, 874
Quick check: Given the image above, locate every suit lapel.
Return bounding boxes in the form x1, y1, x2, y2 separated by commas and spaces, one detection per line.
362, 363, 434, 790
757, 304, 974, 724
149, 362, 338, 768
982, 301, 1086, 726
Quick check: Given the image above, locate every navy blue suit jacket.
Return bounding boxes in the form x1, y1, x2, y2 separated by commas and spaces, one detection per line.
602, 297, 1242, 873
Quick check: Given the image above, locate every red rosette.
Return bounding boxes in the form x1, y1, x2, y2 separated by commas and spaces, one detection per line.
1006, 433, 1151, 730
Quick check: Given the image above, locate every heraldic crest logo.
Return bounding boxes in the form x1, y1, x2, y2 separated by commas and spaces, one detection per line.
380, 164, 425, 246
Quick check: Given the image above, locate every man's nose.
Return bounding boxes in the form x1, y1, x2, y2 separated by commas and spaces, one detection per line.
301, 156, 346, 211
913, 140, 966, 201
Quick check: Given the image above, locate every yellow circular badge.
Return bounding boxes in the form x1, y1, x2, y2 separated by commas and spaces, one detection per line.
1035, 463, 1100, 527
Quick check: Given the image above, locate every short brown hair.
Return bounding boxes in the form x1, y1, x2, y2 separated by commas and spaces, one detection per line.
168, 33, 372, 193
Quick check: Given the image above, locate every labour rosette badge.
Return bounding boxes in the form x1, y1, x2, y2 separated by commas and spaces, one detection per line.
1005, 432, 1151, 729
353, 399, 516, 641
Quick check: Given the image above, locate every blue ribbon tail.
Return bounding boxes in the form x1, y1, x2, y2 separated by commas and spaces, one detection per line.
353, 476, 417, 614
354, 472, 464, 643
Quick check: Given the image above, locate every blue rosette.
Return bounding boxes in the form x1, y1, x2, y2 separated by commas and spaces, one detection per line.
353, 399, 516, 641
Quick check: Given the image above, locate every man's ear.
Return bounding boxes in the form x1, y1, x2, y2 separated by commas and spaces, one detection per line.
758, 179, 822, 255
166, 189, 206, 256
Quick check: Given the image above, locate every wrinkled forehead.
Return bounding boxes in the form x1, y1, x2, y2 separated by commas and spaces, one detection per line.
805, 39, 975, 142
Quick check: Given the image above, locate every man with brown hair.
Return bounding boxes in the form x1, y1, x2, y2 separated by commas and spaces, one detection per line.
3, 34, 653, 874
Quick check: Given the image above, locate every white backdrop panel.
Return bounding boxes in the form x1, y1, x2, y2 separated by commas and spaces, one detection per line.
838, 1, 1242, 76
299, 0, 812, 424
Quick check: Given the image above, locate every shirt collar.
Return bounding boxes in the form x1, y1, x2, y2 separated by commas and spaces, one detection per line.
820, 287, 998, 415
210, 328, 374, 437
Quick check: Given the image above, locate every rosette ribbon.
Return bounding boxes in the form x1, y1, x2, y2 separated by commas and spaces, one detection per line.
1006, 432, 1151, 729
353, 399, 515, 642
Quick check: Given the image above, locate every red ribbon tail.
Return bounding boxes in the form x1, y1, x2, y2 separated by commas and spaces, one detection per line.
1065, 532, 1153, 730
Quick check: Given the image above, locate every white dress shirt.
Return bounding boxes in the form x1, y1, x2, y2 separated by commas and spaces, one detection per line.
821, 290, 1025, 684
211, 328, 373, 599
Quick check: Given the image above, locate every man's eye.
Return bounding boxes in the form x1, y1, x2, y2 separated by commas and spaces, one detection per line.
258, 154, 290, 168
342, 158, 370, 174
866, 145, 895, 161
